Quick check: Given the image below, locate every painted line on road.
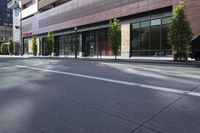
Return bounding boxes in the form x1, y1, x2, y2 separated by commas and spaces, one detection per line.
16, 65, 200, 97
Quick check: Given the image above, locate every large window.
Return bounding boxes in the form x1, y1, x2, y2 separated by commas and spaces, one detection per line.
131, 16, 172, 57
140, 21, 150, 56
161, 17, 172, 56
51, 34, 80, 56
82, 28, 112, 57
131, 23, 140, 56
150, 19, 161, 56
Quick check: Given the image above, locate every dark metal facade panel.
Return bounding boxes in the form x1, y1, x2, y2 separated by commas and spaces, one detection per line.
22, 0, 173, 34
22, 23, 32, 32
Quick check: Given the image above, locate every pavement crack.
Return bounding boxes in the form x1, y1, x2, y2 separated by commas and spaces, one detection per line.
129, 96, 183, 133
129, 83, 200, 133
189, 83, 200, 92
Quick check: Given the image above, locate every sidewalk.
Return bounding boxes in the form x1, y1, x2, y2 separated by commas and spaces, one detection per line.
0, 55, 199, 66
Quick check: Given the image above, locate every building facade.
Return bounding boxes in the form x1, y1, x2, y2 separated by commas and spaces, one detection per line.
12, 3, 20, 44
20, 0, 200, 57
0, 0, 12, 43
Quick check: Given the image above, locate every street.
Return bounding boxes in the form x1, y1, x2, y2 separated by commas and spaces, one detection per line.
0, 58, 200, 133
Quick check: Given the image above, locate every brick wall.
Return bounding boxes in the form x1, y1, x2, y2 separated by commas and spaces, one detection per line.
186, 0, 200, 35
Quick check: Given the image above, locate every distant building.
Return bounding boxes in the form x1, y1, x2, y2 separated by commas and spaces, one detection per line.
0, 0, 12, 43
12, 3, 20, 44
7, 0, 20, 54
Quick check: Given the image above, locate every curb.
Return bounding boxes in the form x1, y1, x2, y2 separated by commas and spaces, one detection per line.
0, 56, 199, 66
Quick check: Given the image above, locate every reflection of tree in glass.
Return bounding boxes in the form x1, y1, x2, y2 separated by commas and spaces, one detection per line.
86, 38, 90, 56
132, 37, 139, 50
69, 38, 75, 55
141, 28, 150, 50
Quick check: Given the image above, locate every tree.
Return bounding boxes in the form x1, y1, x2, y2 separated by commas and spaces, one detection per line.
109, 19, 121, 59
46, 31, 54, 58
32, 36, 37, 56
8, 40, 13, 55
1, 44, 8, 55
8, 39, 14, 55
0, 43, 2, 54
168, 0, 192, 61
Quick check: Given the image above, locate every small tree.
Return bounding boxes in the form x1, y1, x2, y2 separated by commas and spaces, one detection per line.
32, 36, 37, 56
46, 31, 54, 58
8, 39, 14, 55
109, 19, 121, 59
1, 44, 8, 55
0, 43, 2, 54
168, 0, 192, 61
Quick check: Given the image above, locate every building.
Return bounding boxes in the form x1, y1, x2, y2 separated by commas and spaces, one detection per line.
7, 0, 20, 54
16, 0, 200, 57
0, 0, 12, 43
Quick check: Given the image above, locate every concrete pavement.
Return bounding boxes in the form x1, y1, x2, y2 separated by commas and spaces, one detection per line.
0, 58, 200, 133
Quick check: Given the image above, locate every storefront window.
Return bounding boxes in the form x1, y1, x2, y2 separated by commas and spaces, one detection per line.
56, 34, 79, 56
82, 28, 112, 57
161, 17, 172, 56
131, 15, 172, 57
140, 21, 150, 56
131, 23, 140, 56
150, 19, 161, 56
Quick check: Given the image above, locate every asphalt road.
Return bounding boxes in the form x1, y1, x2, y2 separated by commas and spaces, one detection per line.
0, 58, 200, 133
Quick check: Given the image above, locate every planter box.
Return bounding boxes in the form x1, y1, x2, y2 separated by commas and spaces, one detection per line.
174, 53, 188, 62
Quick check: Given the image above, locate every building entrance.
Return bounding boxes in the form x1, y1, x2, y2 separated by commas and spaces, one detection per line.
82, 28, 112, 57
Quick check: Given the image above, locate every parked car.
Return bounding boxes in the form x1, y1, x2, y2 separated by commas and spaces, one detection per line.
189, 35, 200, 61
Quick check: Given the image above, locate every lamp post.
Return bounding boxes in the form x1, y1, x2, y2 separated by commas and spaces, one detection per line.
19, 7, 23, 56
74, 27, 78, 58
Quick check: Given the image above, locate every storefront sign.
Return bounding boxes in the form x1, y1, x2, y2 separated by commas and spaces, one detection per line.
23, 32, 32, 37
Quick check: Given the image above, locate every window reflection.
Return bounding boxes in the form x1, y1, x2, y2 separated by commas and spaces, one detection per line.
131, 16, 172, 57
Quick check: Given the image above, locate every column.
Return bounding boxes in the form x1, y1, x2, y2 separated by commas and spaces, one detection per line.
121, 21, 131, 58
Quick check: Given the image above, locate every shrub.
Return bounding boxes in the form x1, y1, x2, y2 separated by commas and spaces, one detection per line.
46, 31, 54, 58
8, 39, 14, 55
1, 44, 8, 55
32, 36, 37, 56
0, 43, 1, 54
109, 19, 121, 59
168, 0, 192, 61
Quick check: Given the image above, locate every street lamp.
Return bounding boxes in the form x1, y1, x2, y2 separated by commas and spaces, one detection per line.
74, 27, 78, 58
7, 0, 23, 56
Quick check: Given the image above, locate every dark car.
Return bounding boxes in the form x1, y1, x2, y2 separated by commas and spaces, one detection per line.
189, 35, 200, 61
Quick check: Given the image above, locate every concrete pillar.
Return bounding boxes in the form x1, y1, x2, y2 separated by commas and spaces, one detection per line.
79, 33, 82, 57
28, 39, 33, 54
121, 21, 131, 58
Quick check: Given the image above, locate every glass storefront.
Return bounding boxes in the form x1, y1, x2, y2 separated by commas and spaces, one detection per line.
82, 28, 112, 57
40, 33, 79, 56
23, 38, 29, 55
131, 15, 172, 56
53, 34, 80, 56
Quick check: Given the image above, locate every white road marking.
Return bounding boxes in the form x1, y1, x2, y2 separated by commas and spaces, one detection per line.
16, 65, 200, 97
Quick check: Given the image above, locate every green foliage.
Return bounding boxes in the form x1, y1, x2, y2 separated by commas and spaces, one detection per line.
0, 43, 1, 54
8, 39, 14, 55
46, 31, 54, 57
168, 0, 192, 54
1, 44, 8, 55
32, 36, 37, 56
109, 18, 121, 59
69, 38, 75, 55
